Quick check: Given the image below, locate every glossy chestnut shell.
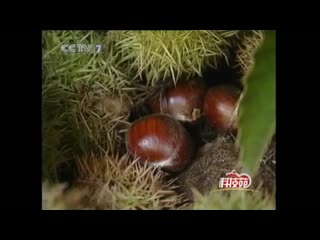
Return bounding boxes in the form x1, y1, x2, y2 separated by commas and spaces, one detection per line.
203, 85, 241, 133
148, 78, 206, 123
126, 114, 194, 172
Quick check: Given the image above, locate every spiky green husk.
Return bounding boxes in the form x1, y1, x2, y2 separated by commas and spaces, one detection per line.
42, 31, 140, 181
42, 81, 136, 182
71, 82, 132, 155
234, 30, 264, 78
42, 79, 77, 182
76, 153, 188, 210
192, 188, 275, 210
106, 30, 240, 86
43, 30, 133, 93
42, 181, 89, 210
42, 30, 272, 209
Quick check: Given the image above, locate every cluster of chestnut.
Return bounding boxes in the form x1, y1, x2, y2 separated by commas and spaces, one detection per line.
126, 78, 241, 173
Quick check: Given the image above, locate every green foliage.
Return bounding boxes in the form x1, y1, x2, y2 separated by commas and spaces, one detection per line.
237, 30, 276, 174
106, 30, 240, 86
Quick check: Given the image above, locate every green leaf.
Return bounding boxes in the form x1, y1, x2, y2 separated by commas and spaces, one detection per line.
237, 30, 276, 175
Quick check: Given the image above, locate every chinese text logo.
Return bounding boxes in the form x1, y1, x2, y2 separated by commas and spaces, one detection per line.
61, 44, 102, 53
219, 170, 252, 190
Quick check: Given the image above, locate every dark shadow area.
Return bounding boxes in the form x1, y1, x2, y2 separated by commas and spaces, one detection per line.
203, 47, 243, 91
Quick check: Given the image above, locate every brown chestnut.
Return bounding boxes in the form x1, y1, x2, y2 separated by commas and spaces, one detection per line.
148, 78, 206, 123
203, 85, 241, 133
126, 114, 195, 172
